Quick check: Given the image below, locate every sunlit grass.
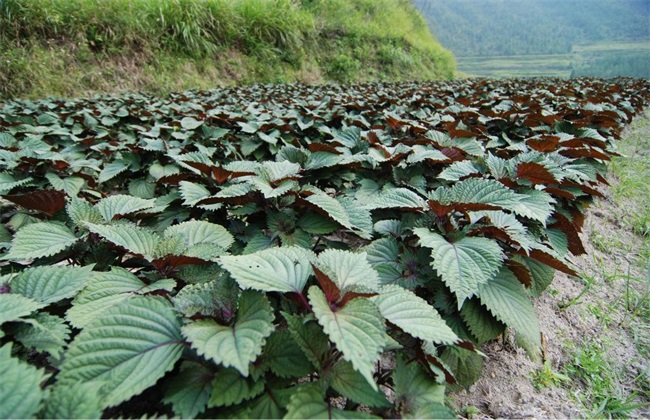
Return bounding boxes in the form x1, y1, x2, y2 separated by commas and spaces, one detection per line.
0, 0, 455, 99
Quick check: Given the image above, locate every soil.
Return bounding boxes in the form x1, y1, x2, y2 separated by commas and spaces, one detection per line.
450, 181, 650, 418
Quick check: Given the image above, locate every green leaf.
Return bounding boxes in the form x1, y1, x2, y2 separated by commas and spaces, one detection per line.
297, 211, 340, 235
513, 189, 555, 224
163, 361, 213, 418
0, 343, 47, 419
309, 287, 384, 390
128, 178, 156, 199
393, 357, 446, 416
261, 330, 314, 378
96, 194, 156, 221
252, 162, 301, 198
439, 346, 483, 389
219, 246, 315, 293
370, 285, 458, 344
330, 360, 391, 408
172, 278, 239, 318
0, 294, 46, 336
284, 384, 329, 419
85, 221, 159, 260
478, 267, 541, 359
66, 266, 152, 328
0, 173, 32, 194
316, 249, 380, 293
373, 219, 403, 237
11, 264, 95, 304
43, 381, 103, 419
58, 296, 184, 408
285, 384, 378, 419
0, 225, 11, 244
13, 313, 71, 358
459, 298, 506, 344
67, 197, 103, 227
304, 190, 352, 229
447, 178, 521, 209
98, 160, 130, 183
438, 160, 480, 181
469, 210, 535, 252
181, 116, 204, 130
366, 237, 399, 266
3, 222, 78, 260
45, 173, 85, 196
179, 181, 212, 206
283, 312, 329, 370
208, 368, 264, 407
149, 163, 180, 180
415, 228, 504, 307
182, 291, 275, 376
339, 196, 373, 239
164, 220, 234, 250
546, 228, 569, 257
369, 188, 427, 211
512, 255, 555, 297
248, 387, 293, 419
407, 404, 456, 419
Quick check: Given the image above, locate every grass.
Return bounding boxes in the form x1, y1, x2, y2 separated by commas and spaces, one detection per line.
558, 112, 650, 417
0, 0, 313, 56
610, 112, 650, 265
0, 0, 455, 99
530, 360, 570, 390
563, 340, 648, 418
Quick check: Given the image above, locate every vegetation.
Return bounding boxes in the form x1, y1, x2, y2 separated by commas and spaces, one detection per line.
414, 0, 649, 57
0, 0, 455, 99
0, 77, 648, 418
454, 41, 650, 79
611, 111, 650, 265
564, 340, 647, 418
414, 0, 650, 78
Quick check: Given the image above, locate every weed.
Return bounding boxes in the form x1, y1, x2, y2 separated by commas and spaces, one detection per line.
610, 111, 650, 266
559, 273, 594, 310
563, 341, 647, 418
325, 54, 361, 83
531, 360, 570, 390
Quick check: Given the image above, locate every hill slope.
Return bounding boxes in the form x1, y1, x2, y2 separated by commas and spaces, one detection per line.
0, 0, 455, 99
413, 0, 649, 57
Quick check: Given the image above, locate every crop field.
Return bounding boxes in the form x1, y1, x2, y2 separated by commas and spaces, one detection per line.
457, 40, 650, 79
1, 78, 649, 418
457, 54, 573, 78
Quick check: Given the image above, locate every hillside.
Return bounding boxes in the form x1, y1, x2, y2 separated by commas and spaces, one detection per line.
413, 0, 650, 78
0, 0, 455, 99
413, 0, 649, 57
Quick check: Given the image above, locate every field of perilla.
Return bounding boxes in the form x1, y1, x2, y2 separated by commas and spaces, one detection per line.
1, 77, 649, 418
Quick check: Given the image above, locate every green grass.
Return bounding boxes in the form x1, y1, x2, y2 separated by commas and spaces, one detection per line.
554, 113, 650, 418
0, 0, 455, 99
0, 0, 313, 56
610, 112, 650, 266
563, 340, 648, 418
530, 360, 570, 390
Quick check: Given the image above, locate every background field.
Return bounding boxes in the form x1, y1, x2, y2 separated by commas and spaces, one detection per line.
456, 41, 650, 79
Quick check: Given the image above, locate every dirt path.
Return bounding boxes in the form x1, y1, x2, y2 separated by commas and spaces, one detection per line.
451, 124, 650, 418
